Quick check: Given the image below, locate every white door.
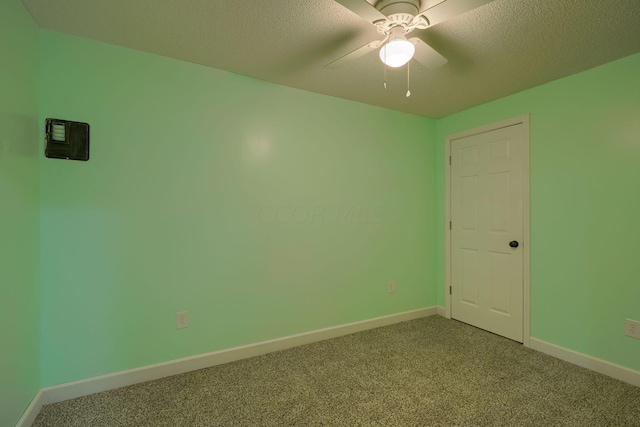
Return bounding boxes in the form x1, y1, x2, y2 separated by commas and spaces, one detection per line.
450, 123, 524, 342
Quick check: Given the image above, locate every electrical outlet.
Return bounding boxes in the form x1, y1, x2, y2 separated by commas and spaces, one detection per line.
626, 319, 640, 339
388, 281, 395, 294
176, 311, 189, 329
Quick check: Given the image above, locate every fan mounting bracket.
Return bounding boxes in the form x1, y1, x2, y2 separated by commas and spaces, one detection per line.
374, 14, 429, 35
372, 0, 430, 36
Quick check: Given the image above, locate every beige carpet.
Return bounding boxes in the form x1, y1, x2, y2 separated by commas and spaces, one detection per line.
34, 316, 640, 426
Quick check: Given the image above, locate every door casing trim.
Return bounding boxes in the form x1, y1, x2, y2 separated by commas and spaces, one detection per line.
444, 114, 530, 347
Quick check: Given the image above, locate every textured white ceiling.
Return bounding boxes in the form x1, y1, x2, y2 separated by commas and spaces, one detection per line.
22, 0, 640, 118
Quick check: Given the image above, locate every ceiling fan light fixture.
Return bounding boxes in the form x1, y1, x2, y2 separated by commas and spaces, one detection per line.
379, 37, 415, 68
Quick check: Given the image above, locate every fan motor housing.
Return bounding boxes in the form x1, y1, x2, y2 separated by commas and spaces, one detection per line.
376, 0, 420, 16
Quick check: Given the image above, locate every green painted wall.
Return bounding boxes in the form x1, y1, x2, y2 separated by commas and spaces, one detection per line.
39, 31, 437, 386
36, 22, 639, 391
0, 0, 41, 425
436, 53, 640, 371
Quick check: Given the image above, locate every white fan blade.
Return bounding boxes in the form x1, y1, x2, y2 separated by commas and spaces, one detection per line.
325, 41, 378, 68
410, 38, 448, 70
333, 0, 387, 24
325, 35, 388, 69
418, 0, 494, 27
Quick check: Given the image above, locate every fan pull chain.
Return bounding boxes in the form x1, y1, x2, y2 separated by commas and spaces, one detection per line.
384, 65, 387, 89
383, 48, 387, 89
406, 61, 411, 97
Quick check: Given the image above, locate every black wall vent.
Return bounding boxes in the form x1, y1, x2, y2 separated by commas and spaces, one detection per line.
45, 118, 90, 161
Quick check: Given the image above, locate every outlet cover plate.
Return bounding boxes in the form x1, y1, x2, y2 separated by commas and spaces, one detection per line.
625, 319, 640, 339
176, 311, 189, 329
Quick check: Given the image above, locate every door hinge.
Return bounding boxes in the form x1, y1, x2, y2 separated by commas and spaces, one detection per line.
449, 156, 452, 165
449, 286, 452, 295
449, 221, 452, 230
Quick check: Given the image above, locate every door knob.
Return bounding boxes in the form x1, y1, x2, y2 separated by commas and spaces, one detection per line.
509, 241, 519, 248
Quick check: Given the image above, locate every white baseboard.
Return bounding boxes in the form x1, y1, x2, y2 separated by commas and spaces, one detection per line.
529, 338, 640, 388
42, 307, 437, 405
15, 390, 43, 427
436, 306, 446, 317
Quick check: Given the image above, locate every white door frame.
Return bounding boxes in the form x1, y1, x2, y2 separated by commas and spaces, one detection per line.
445, 114, 531, 347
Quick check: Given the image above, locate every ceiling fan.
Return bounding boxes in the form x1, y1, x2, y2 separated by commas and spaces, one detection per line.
326, 0, 494, 70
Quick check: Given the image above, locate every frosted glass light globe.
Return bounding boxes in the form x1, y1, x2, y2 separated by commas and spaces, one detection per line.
379, 39, 415, 68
